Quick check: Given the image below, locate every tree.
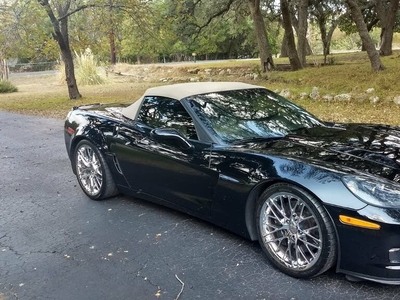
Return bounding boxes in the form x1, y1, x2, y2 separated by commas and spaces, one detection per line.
280, 0, 302, 70
38, 0, 81, 99
310, 0, 344, 64
0, 1, 59, 62
374, 0, 400, 56
247, 0, 275, 71
339, 1, 379, 51
345, 0, 385, 71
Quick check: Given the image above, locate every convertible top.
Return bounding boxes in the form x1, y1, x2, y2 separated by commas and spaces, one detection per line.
122, 82, 262, 120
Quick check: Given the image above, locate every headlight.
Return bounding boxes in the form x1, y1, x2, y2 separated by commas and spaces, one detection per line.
342, 176, 400, 208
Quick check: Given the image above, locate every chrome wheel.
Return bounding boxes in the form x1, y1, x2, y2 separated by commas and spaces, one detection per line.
76, 144, 103, 196
259, 191, 323, 271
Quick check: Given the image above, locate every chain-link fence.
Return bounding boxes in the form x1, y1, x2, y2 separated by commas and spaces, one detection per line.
9, 61, 57, 72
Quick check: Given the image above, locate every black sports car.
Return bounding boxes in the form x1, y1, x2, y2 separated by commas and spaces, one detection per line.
64, 82, 400, 284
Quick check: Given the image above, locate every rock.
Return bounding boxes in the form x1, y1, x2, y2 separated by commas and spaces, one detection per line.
334, 94, 351, 101
252, 73, 259, 80
354, 94, 367, 101
322, 95, 334, 101
300, 92, 308, 100
227, 68, 232, 74
204, 69, 212, 74
280, 88, 291, 98
394, 96, 400, 105
273, 89, 280, 94
189, 77, 199, 82
366, 88, 375, 94
309, 87, 319, 100
370, 96, 380, 104
187, 68, 200, 74
219, 70, 226, 76
244, 74, 251, 78
159, 78, 168, 82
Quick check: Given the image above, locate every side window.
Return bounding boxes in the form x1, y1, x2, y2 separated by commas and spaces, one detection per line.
137, 96, 198, 140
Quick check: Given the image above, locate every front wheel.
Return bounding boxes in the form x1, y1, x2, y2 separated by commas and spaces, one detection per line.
74, 140, 118, 200
256, 183, 337, 278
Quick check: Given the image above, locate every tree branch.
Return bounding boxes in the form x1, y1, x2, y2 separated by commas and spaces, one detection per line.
58, 4, 98, 21
196, 0, 236, 31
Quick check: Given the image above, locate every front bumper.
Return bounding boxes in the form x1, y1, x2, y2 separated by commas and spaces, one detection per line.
326, 205, 400, 284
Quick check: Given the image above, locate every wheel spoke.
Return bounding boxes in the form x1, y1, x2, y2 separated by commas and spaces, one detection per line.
301, 230, 321, 243
267, 202, 284, 223
297, 244, 311, 262
298, 237, 320, 250
266, 236, 286, 244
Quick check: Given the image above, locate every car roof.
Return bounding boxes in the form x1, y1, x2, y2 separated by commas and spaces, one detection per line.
122, 82, 263, 120
143, 82, 262, 100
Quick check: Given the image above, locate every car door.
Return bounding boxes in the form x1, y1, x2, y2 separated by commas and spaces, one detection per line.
112, 96, 219, 215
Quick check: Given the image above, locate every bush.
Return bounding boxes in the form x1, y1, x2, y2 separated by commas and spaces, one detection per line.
75, 50, 106, 85
0, 80, 18, 93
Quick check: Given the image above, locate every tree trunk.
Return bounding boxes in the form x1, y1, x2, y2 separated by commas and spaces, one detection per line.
38, 0, 81, 99
59, 17, 81, 99
0, 56, 8, 80
248, 0, 274, 72
280, 31, 288, 57
375, 0, 399, 56
297, 0, 309, 67
109, 28, 116, 65
346, 0, 385, 71
306, 40, 312, 56
318, 15, 340, 64
280, 0, 302, 70
109, 0, 116, 64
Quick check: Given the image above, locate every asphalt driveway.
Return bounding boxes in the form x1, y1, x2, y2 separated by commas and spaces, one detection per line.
1, 111, 399, 300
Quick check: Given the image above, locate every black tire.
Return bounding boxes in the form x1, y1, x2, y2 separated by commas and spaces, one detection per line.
256, 183, 337, 278
74, 140, 118, 200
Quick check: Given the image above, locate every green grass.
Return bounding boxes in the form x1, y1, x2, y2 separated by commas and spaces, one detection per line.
1, 51, 400, 125
0, 80, 18, 93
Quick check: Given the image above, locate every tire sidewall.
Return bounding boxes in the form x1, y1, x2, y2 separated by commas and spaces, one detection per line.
256, 183, 334, 278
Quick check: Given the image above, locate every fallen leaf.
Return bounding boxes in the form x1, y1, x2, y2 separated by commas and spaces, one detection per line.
155, 289, 161, 298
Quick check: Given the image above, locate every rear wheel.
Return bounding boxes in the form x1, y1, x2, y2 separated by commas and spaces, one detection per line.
74, 140, 118, 200
256, 183, 336, 278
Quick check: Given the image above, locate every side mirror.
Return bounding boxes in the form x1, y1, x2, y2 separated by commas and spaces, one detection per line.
150, 128, 194, 151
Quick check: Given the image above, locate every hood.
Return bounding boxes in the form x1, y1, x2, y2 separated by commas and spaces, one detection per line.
244, 124, 400, 182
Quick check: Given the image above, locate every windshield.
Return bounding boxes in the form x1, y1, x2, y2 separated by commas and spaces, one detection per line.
186, 88, 323, 144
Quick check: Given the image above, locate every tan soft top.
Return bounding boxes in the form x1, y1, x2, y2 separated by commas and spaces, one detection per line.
122, 82, 262, 120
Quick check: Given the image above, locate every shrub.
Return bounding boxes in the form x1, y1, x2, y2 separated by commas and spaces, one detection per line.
0, 80, 18, 93
75, 50, 106, 85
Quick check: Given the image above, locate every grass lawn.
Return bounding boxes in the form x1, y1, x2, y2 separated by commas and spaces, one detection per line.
1, 51, 400, 125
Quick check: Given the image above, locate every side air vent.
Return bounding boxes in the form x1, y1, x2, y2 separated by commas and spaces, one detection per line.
113, 155, 123, 174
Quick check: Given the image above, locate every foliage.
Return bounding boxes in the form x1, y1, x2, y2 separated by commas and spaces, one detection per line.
0, 0, 58, 61
0, 80, 18, 93
74, 50, 106, 85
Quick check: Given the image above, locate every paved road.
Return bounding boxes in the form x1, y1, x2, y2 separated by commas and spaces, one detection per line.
0, 111, 399, 300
